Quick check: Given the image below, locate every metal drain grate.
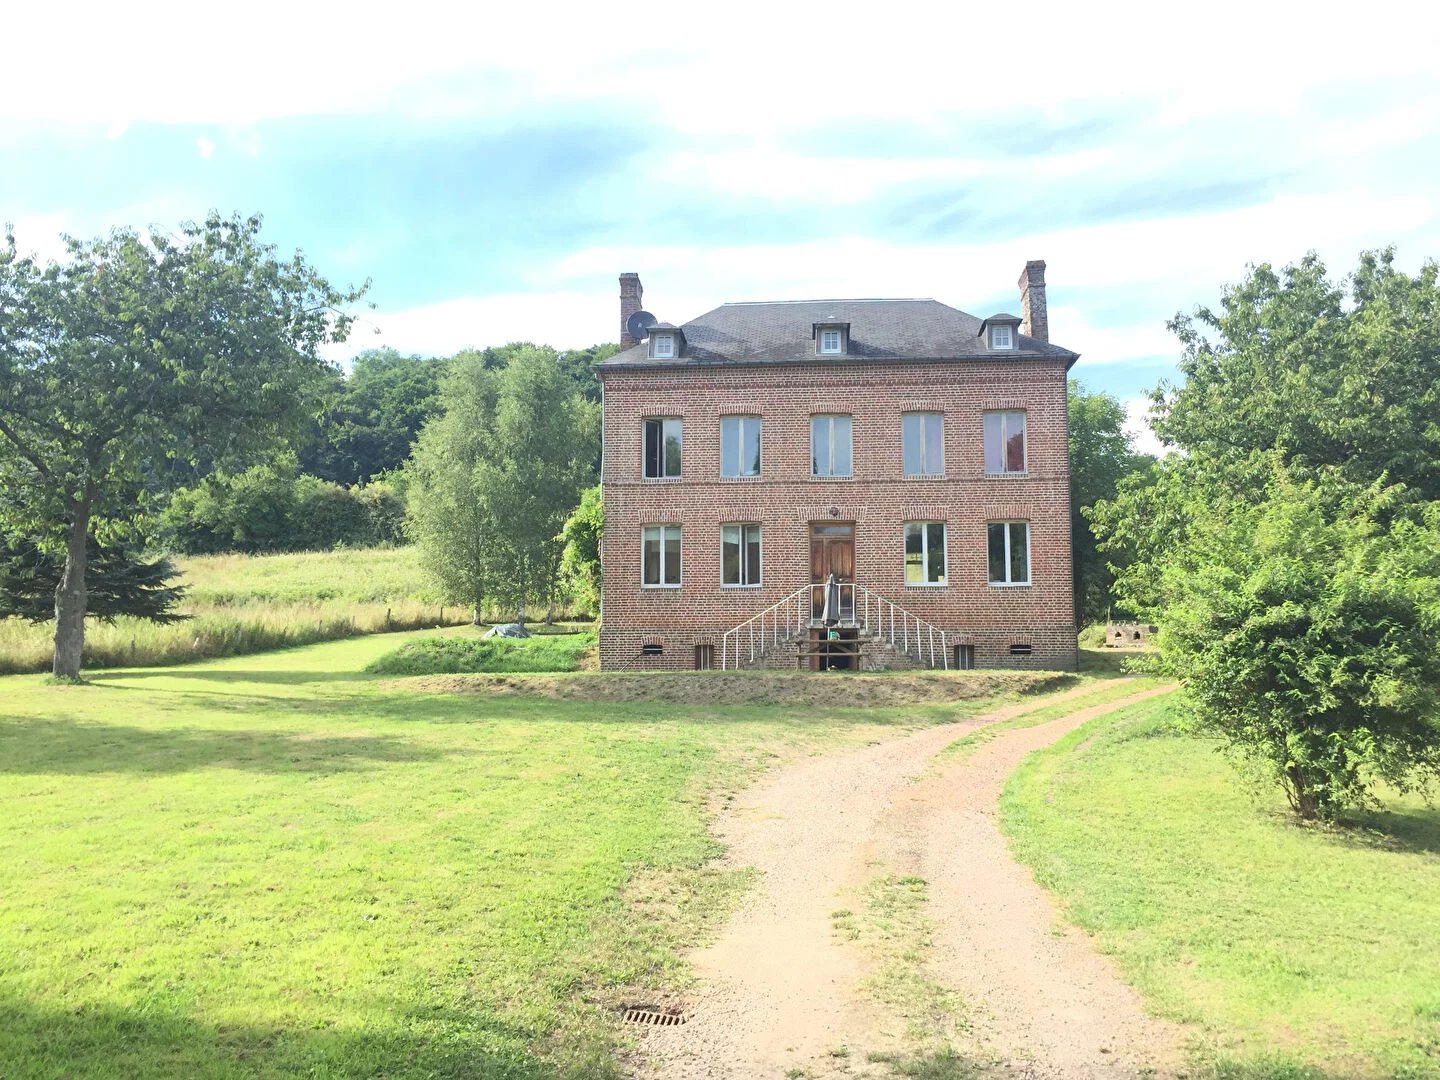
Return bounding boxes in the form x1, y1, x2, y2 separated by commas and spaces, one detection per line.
622, 1006, 689, 1027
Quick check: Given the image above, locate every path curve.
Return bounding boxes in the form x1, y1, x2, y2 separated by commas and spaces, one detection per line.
630, 682, 1183, 1079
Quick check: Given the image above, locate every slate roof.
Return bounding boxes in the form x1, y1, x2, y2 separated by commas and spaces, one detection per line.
601, 298, 1078, 369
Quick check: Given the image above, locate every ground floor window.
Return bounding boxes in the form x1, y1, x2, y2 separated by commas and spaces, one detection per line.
642, 525, 682, 587
987, 521, 1030, 585
904, 521, 947, 585
721, 523, 762, 586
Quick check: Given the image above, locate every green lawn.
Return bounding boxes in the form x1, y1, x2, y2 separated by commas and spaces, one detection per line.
1001, 694, 1440, 1080
0, 632, 1036, 1079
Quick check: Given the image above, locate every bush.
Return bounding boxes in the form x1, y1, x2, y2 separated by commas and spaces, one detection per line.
365, 632, 596, 676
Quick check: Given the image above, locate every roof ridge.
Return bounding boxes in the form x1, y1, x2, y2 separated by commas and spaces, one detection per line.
719, 297, 937, 306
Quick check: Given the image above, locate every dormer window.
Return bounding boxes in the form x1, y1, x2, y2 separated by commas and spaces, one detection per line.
990, 324, 1014, 350
651, 333, 675, 359
813, 321, 850, 356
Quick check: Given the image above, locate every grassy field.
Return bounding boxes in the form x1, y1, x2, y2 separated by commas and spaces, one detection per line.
0, 547, 594, 674
0, 632, 1055, 1080
365, 631, 598, 675
1001, 693, 1440, 1079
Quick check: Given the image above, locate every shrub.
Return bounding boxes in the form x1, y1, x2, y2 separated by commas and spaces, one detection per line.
365, 632, 596, 676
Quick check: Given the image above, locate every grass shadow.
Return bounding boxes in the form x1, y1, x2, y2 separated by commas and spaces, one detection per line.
1336, 803, 1440, 857
0, 994, 595, 1080
92, 667, 377, 686
0, 716, 449, 775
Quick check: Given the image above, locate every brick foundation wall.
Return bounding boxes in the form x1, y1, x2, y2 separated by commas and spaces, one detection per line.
598, 359, 1077, 671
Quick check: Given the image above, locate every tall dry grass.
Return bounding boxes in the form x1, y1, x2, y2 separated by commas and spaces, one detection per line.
0, 546, 587, 674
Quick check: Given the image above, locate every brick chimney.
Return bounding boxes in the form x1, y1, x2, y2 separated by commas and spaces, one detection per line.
1018, 260, 1048, 343
619, 272, 643, 349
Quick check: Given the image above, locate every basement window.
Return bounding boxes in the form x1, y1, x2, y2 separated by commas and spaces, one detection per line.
1009, 643, 1033, 656
695, 644, 716, 670
641, 644, 664, 656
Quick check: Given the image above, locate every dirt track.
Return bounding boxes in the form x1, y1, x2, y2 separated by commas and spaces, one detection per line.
630, 683, 1183, 1079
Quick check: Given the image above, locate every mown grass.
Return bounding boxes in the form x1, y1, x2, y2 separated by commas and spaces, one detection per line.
1001, 693, 1440, 1079
0, 630, 1043, 1080
0, 547, 594, 675
365, 632, 597, 675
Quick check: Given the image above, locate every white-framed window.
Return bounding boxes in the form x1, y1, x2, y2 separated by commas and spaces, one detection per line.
901, 412, 944, 477
811, 414, 853, 477
651, 333, 675, 358
905, 521, 947, 585
819, 328, 842, 354
643, 417, 682, 478
989, 324, 1014, 350
642, 524, 682, 587
720, 415, 762, 477
983, 410, 1026, 475
988, 521, 1030, 585
721, 524, 762, 587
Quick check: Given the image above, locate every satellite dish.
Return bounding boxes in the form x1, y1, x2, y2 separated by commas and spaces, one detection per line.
626, 310, 658, 341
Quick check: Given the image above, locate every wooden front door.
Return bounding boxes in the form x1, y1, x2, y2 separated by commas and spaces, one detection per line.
810, 522, 855, 622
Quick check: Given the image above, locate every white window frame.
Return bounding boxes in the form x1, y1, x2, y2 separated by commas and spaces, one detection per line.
983, 410, 1027, 476
651, 333, 675, 359
987, 520, 1031, 586
819, 328, 842, 354
720, 523, 763, 587
641, 524, 682, 588
904, 521, 948, 586
901, 411, 945, 477
811, 413, 853, 478
720, 415, 762, 478
990, 324, 1014, 350
643, 417, 683, 479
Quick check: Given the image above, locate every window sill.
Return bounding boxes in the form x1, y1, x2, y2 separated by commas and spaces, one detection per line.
809, 475, 855, 481
987, 581, 1032, 588
721, 584, 763, 589
983, 471, 1029, 480
719, 474, 763, 482
903, 582, 948, 588
641, 584, 682, 590
642, 476, 684, 483
902, 473, 946, 480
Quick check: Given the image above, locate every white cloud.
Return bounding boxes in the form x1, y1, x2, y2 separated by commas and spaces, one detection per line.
195, 136, 216, 160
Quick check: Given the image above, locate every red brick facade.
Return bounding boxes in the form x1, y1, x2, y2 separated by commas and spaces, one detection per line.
597, 285, 1078, 672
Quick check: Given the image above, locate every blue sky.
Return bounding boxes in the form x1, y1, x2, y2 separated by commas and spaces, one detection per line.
6, 1, 1439, 452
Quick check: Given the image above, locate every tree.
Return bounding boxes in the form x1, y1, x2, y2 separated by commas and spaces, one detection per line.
404, 354, 500, 623
474, 347, 601, 623
1089, 249, 1440, 820
299, 348, 448, 486
559, 484, 602, 617
1155, 470, 1440, 821
1067, 380, 1152, 625
0, 214, 365, 678
0, 533, 186, 624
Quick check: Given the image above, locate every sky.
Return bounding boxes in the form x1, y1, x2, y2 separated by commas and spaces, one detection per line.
5, 1, 1439, 455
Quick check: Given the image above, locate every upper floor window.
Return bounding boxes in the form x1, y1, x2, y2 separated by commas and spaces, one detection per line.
904, 522, 947, 585
642, 524, 682, 587
988, 521, 1030, 585
720, 416, 762, 478
989, 324, 1014, 350
811, 414, 853, 477
721, 524, 762, 587
643, 418, 682, 479
819, 329, 842, 354
902, 412, 944, 477
983, 410, 1026, 475
651, 333, 676, 358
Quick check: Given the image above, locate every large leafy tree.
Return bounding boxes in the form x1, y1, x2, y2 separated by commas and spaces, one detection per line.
299, 348, 448, 486
404, 354, 500, 624
1067, 380, 1151, 625
0, 214, 365, 678
1091, 250, 1440, 819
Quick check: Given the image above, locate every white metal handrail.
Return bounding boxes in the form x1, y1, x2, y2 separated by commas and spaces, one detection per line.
719, 581, 950, 670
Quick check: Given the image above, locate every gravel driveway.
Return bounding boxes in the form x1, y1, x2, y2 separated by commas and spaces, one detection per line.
630, 683, 1183, 1079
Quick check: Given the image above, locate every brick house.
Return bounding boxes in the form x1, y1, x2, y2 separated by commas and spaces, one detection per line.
596, 263, 1079, 672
